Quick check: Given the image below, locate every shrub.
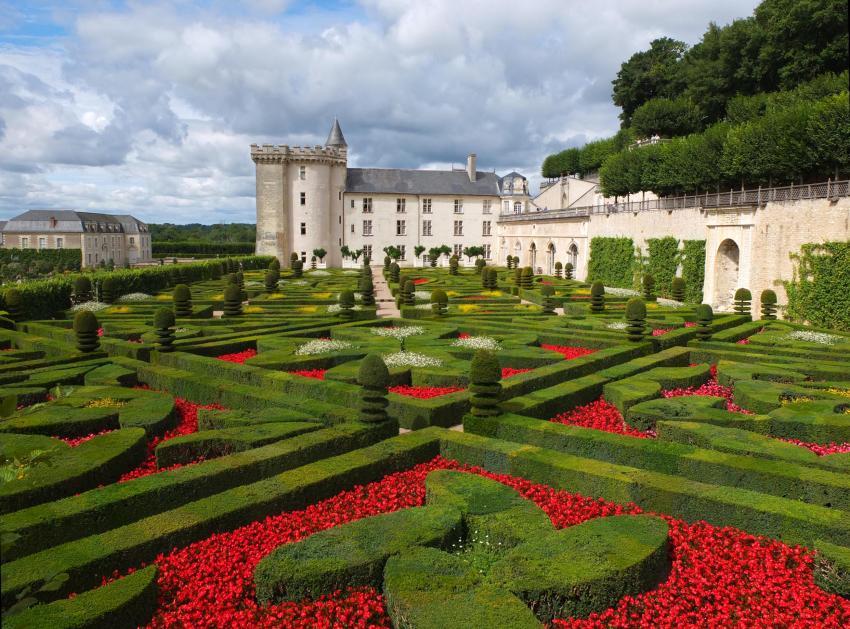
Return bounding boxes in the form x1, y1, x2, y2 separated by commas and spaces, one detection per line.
554, 261, 563, 278
475, 258, 486, 272
358, 354, 390, 423
173, 284, 193, 317
588, 237, 636, 289
642, 274, 656, 302
223, 284, 243, 317
292, 260, 303, 279
469, 350, 502, 416
389, 263, 400, 284
310, 256, 317, 270
154, 307, 176, 352
225, 273, 237, 288
565, 262, 574, 280
625, 298, 646, 342
73, 311, 100, 353
590, 282, 605, 314
101, 277, 118, 304
383, 256, 391, 273
520, 267, 533, 289
4, 289, 23, 322
449, 256, 459, 276
431, 289, 448, 316
695, 304, 714, 340
734, 288, 752, 316
761, 289, 778, 320
338, 290, 355, 320
671, 277, 686, 302
513, 267, 522, 286
360, 275, 375, 307
402, 281, 415, 307
290, 252, 299, 266
264, 269, 279, 292
541, 285, 556, 315
486, 267, 498, 290
269, 258, 281, 272
73, 276, 93, 303
784, 241, 849, 331
507, 256, 514, 270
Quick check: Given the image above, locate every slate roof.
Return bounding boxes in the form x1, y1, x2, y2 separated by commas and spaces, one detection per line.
325, 119, 347, 148
2, 210, 147, 233
345, 168, 501, 196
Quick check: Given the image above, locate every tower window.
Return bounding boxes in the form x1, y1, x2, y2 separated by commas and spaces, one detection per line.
300, 223, 307, 235
299, 166, 306, 180
483, 200, 492, 214
300, 192, 306, 206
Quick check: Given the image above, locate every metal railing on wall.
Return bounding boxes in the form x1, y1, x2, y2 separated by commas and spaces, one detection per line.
499, 179, 850, 222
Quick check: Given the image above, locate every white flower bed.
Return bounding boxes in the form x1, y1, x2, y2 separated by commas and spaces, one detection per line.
787, 330, 842, 345
382, 351, 443, 368
371, 326, 425, 340
604, 287, 640, 297
309, 270, 330, 276
657, 298, 684, 308
294, 339, 353, 355
606, 322, 629, 330
415, 303, 433, 310
414, 290, 431, 299
71, 301, 109, 312
327, 304, 362, 313
117, 292, 152, 302
451, 336, 502, 351
289, 280, 308, 286
343, 270, 360, 275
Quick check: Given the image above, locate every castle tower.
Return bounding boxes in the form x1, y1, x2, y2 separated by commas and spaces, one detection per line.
252, 120, 348, 265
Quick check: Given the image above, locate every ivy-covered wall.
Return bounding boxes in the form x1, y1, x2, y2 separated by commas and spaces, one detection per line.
785, 241, 850, 331
681, 240, 706, 303
587, 237, 636, 288
645, 237, 679, 298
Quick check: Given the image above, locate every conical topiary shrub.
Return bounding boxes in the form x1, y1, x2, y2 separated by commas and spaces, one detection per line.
449, 255, 459, 276
520, 267, 533, 289
565, 262, 574, 280
431, 289, 447, 316
469, 350, 502, 417
73, 276, 93, 304
475, 258, 486, 273
513, 267, 522, 286
360, 275, 375, 307
225, 273, 237, 288
625, 297, 646, 342
173, 284, 193, 316
506, 256, 513, 270
734, 288, 752, 316
292, 260, 303, 279
695, 304, 713, 340
236, 271, 246, 300
389, 262, 400, 284
338, 290, 355, 319
554, 261, 563, 278
671, 277, 685, 302
383, 256, 391, 273
223, 284, 243, 317
101, 277, 118, 304
211, 261, 223, 280
590, 282, 605, 314
290, 252, 299, 267
642, 274, 656, 302
402, 280, 415, 307
488, 267, 499, 290
264, 269, 279, 292
154, 307, 176, 352
73, 310, 100, 352
541, 284, 556, 315
269, 258, 281, 272
760, 289, 778, 320
310, 256, 317, 270
4, 289, 23, 322
358, 353, 390, 423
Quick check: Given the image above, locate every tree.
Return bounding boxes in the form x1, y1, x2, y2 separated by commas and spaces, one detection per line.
630, 97, 702, 138
462, 245, 485, 261
612, 37, 688, 125
340, 245, 351, 260
312, 248, 327, 263
383, 245, 402, 261
351, 248, 363, 262
806, 92, 850, 179
414, 245, 426, 262
542, 147, 581, 178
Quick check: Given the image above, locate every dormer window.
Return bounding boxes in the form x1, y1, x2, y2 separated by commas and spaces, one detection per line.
50, 216, 57, 228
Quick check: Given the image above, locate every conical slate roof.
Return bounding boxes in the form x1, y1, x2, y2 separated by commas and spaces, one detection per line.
325, 118, 347, 147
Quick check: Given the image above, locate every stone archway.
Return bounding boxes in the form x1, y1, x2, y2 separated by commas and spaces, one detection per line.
568, 243, 578, 270
529, 242, 537, 271
713, 239, 740, 310
546, 243, 555, 275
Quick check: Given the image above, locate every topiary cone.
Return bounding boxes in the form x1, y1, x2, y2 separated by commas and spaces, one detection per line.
101, 277, 118, 304
383, 256, 391, 273
733, 288, 752, 316
554, 261, 563, 278
73, 310, 100, 353
469, 350, 502, 417
338, 290, 355, 320
358, 353, 390, 423
269, 258, 281, 272
671, 277, 685, 302
360, 275, 375, 306
173, 284, 193, 317
541, 284, 556, 315
760, 289, 777, 320
154, 307, 176, 352
292, 260, 303, 279
520, 267, 533, 289
73, 276, 93, 303
402, 280, 415, 306
695, 304, 714, 340
431, 289, 448, 316
4, 289, 23, 322
389, 262, 400, 284
642, 274, 656, 302
223, 284, 243, 317
625, 297, 646, 342
590, 282, 605, 314
449, 256, 459, 276
264, 269, 279, 292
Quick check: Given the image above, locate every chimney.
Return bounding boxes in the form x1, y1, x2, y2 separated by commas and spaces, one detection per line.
467, 153, 477, 182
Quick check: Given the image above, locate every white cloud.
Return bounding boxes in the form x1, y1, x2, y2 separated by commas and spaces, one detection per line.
0, 0, 761, 222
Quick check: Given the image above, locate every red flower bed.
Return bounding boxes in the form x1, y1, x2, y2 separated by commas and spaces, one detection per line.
97, 327, 105, 337
736, 337, 751, 345
412, 278, 429, 285
780, 438, 850, 456
541, 344, 596, 360
501, 367, 532, 379
61, 429, 115, 447
458, 332, 471, 339
651, 328, 672, 336
118, 397, 225, 482
288, 369, 327, 380
217, 349, 258, 364
111, 457, 848, 628
684, 321, 697, 328
550, 398, 648, 438
661, 377, 752, 414
388, 385, 464, 399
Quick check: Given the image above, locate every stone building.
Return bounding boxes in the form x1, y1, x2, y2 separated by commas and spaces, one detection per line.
252, 120, 531, 267
0, 210, 152, 267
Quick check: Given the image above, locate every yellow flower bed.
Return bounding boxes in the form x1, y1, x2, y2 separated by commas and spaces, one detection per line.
156, 295, 172, 301
297, 306, 319, 314
826, 387, 850, 398
480, 291, 503, 297
85, 398, 127, 409
313, 292, 332, 299
458, 304, 479, 313
107, 306, 132, 314
211, 293, 224, 301
244, 306, 265, 314
446, 291, 460, 297
267, 293, 285, 299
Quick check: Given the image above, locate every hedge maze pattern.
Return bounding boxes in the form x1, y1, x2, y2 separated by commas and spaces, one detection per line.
1, 260, 848, 627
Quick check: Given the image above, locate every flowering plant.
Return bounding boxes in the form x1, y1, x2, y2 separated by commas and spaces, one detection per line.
327, 304, 361, 313
606, 322, 628, 330
541, 344, 595, 360
382, 351, 442, 368
388, 385, 463, 398
117, 292, 152, 302
451, 335, 502, 351
217, 349, 257, 364
788, 330, 842, 345
371, 326, 425, 340
656, 297, 684, 308
295, 339, 353, 356
604, 287, 640, 297
70, 301, 109, 312
289, 369, 327, 380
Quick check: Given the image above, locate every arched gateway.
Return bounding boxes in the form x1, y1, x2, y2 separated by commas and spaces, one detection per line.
713, 239, 740, 310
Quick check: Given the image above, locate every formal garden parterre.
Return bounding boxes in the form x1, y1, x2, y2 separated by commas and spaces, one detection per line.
0, 256, 848, 627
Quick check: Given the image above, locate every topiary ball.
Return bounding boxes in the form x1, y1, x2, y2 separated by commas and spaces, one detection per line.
269, 258, 281, 271
733, 288, 753, 316
469, 350, 502, 417
154, 306, 175, 329
589, 282, 605, 314
625, 297, 646, 321
357, 353, 390, 424
760, 289, 778, 320
695, 303, 714, 340
4, 289, 23, 321
671, 277, 685, 302
101, 277, 118, 304
73, 276, 93, 302
73, 310, 100, 352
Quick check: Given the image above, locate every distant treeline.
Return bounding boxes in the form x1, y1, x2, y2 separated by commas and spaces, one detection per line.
150, 223, 256, 244
151, 241, 255, 256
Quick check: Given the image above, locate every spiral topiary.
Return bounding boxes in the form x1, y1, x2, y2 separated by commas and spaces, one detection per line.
73, 310, 100, 353
290, 252, 299, 267
475, 258, 486, 272
469, 350, 502, 417
389, 262, 400, 284
384, 256, 391, 273
734, 288, 752, 316
225, 273, 237, 288
310, 256, 317, 270
487, 267, 499, 290
642, 274, 656, 302
695, 304, 714, 340
173, 284, 193, 317
554, 261, 563, 278
671, 277, 685, 302
506, 256, 513, 270
590, 282, 605, 314
223, 284, 243, 317
338, 290, 355, 320
264, 269, 279, 292
565, 262, 574, 280
292, 260, 303, 279
73, 276, 93, 303
100, 277, 118, 304
431, 289, 448, 316
357, 353, 390, 423
4, 289, 23, 322
360, 275, 375, 306
449, 255, 459, 276
520, 267, 533, 289
541, 284, 557, 315
513, 266, 522, 286
154, 307, 176, 352
625, 297, 647, 342
760, 289, 778, 320
269, 258, 281, 272
402, 280, 415, 306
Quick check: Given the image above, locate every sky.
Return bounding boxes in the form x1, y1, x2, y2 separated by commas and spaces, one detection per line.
0, 0, 761, 224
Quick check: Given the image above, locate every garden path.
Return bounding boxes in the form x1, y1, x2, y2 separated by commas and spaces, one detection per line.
372, 265, 400, 318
